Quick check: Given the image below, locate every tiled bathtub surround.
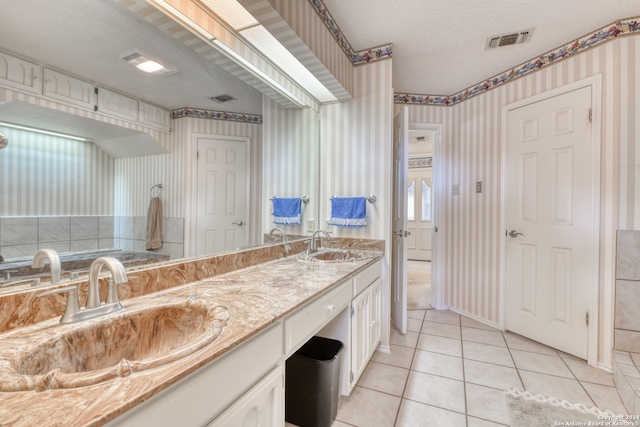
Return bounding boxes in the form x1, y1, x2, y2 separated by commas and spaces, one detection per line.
0, 216, 115, 260
115, 216, 185, 259
615, 230, 640, 353
612, 350, 640, 414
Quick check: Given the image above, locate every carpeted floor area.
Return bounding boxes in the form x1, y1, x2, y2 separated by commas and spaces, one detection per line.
407, 260, 431, 310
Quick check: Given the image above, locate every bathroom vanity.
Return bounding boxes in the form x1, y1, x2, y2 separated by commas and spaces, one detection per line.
0, 239, 385, 427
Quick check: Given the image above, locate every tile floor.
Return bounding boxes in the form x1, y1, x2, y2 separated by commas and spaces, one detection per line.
331, 309, 627, 427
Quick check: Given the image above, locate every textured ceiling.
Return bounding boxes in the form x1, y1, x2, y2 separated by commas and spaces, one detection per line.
322, 0, 640, 95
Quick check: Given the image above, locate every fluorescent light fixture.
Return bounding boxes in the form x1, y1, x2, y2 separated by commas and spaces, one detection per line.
240, 25, 337, 103
212, 39, 307, 108
0, 122, 91, 142
136, 60, 166, 73
150, 0, 216, 40
200, 0, 258, 31
120, 50, 175, 75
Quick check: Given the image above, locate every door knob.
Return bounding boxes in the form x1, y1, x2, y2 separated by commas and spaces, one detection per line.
508, 230, 524, 238
232, 221, 244, 226
393, 230, 411, 237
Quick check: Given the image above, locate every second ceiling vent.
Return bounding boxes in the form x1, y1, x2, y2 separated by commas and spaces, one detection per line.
486, 28, 534, 49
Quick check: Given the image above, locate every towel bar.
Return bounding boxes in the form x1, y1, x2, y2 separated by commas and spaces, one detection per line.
331, 195, 376, 204
270, 196, 309, 204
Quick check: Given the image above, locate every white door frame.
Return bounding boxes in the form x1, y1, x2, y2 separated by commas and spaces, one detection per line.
498, 75, 602, 366
187, 133, 252, 257
408, 122, 445, 310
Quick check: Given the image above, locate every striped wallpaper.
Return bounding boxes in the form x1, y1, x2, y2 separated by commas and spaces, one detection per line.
399, 34, 640, 367
261, 97, 319, 236
0, 126, 114, 216
268, 0, 353, 97
319, 59, 393, 243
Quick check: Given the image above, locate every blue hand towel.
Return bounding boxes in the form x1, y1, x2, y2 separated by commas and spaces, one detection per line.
272, 197, 302, 225
328, 197, 367, 227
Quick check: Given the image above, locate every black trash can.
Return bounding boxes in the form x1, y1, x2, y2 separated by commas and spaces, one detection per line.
285, 336, 344, 427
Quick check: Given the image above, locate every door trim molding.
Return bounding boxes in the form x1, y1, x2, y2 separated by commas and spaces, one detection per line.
186, 134, 251, 257
408, 121, 445, 310
498, 74, 603, 366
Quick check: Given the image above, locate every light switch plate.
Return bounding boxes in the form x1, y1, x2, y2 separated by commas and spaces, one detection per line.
476, 181, 482, 193
452, 184, 460, 196
307, 218, 315, 232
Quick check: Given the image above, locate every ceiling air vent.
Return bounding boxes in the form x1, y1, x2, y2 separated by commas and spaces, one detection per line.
486, 28, 534, 49
210, 94, 236, 103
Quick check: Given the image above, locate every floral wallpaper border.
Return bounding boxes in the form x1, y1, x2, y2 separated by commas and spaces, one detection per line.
172, 107, 263, 124
394, 17, 640, 106
307, 0, 392, 65
409, 157, 432, 169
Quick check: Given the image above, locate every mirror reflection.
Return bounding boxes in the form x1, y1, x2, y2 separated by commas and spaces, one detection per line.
0, 0, 319, 291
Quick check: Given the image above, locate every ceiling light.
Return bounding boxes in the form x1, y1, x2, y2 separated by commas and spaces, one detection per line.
200, 0, 258, 31
150, 0, 216, 40
0, 122, 91, 142
240, 25, 337, 103
120, 50, 175, 75
212, 39, 307, 108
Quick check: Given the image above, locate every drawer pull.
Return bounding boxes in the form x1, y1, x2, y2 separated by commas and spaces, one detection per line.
327, 304, 335, 312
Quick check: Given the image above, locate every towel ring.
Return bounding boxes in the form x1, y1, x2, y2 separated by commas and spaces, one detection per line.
151, 184, 163, 197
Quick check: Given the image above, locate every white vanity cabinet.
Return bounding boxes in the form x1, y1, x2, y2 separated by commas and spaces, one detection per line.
349, 277, 382, 390
0, 52, 41, 94
207, 366, 284, 427
43, 68, 95, 110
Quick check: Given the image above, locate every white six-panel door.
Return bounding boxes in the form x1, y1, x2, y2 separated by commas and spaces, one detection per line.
505, 86, 594, 359
196, 137, 248, 256
407, 169, 433, 261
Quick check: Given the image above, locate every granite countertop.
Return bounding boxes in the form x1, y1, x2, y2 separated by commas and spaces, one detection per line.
0, 250, 382, 427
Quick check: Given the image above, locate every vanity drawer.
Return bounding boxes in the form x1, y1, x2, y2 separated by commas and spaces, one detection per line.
284, 280, 351, 356
352, 260, 382, 297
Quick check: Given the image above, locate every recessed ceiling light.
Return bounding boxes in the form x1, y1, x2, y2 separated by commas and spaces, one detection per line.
120, 50, 175, 75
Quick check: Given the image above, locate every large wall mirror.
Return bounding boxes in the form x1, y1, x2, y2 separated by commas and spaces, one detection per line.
0, 0, 320, 292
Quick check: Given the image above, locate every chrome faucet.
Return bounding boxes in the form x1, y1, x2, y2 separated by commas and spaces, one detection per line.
32, 249, 61, 284
87, 257, 127, 309
308, 230, 331, 254
269, 227, 287, 242
36, 256, 128, 324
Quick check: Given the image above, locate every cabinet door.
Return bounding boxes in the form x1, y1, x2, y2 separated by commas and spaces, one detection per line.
350, 289, 371, 385
43, 68, 95, 109
208, 366, 284, 427
97, 87, 138, 121
0, 52, 41, 94
139, 101, 171, 131
368, 278, 383, 355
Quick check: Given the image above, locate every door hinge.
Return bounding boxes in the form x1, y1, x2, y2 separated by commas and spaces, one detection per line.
196, 151, 199, 160
350, 371, 354, 383
94, 87, 99, 95
350, 305, 354, 317
588, 108, 592, 123
586, 311, 590, 326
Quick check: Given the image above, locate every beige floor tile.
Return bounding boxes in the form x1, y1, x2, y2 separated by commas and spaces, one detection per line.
563, 358, 615, 386
335, 386, 401, 427
519, 370, 595, 407
330, 421, 351, 427
357, 361, 409, 397
407, 317, 423, 333
403, 371, 466, 413
460, 316, 500, 331
510, 349, 574, 378
408, 309, 426, 320
581, 382, 629, 414
421, 320, 462, 339
425, 310, 461, 326
417, 333, 462, 357
411, 349, 464, 381
391, 329, 420, 349
463, 359, 523, 390
371, 345, 415, 369
503, 332, 558, 355
461, 327, 506, 347
467, 416, 509, 426
463, 341, 515, 367
395, 399, 466, 427
465, 383, 510, 424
